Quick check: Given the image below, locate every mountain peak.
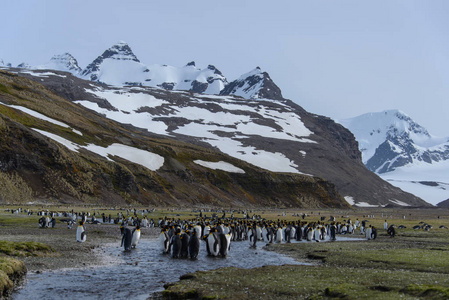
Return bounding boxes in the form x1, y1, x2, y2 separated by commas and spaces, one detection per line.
103, 41, 140, 62
37, 53, 82, 74
17, 62, 32, 69
81, 41, 142, 81
220, 67, 283, 100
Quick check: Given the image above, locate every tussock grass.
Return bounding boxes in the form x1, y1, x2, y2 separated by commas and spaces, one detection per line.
0, 257, 26, 298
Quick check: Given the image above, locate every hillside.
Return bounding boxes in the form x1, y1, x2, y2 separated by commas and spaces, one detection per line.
0, 66, 430, 208
0, 69, 347, 208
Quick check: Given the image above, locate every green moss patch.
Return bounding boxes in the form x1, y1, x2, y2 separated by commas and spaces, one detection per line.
0, 241, 55, 257
401, 284, 449, 300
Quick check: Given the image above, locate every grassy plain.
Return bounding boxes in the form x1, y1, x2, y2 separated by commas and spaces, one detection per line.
1, 205, 449, 299
160, 207, 449, 300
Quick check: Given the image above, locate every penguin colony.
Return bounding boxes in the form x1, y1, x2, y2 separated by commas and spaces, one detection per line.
5, 207, 440, 256
155, 216, 383, 259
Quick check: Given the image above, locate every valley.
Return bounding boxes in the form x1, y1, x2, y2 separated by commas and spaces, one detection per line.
1, 206, 448, 299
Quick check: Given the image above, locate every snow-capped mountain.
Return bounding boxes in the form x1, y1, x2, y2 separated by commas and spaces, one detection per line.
17, 62, 32, 69
144, 62, 227, 94
3, 41, 276, 100
80, 41, 144, 83
79, 41, 227, 94
339, 110, 449, 205
339, 110, 449, 173
36, 53, 82, 75
220, 67, 283, 100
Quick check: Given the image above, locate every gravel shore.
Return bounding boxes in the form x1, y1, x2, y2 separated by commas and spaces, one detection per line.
0, 221, 160, 273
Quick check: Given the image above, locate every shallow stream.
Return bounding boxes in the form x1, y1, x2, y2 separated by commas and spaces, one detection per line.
14, 237, 309, 299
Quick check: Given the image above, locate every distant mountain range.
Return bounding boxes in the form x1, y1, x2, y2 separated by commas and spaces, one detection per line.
0, 42, 434, 207
339, 110, 449, 206
3, 41, 277, 100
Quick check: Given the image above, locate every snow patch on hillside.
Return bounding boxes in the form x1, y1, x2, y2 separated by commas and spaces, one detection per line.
84, 143, 164, 171
388, 199, 411, 207
33, 129, 79, 151
20, 70, 67, 78
2, 103, 82, 135
344, 196, 355, 205
87, 88, 168, 112
74, 100, 169, 136
32, 129, 164, 171
194, 160, 245, 173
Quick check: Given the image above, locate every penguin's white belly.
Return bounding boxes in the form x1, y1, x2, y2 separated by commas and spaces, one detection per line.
225, 233, 231, 251
256, 227, 262, 240
76, 226, 86, 242
307, 229, 314, 241
208, 235, 219, 256
366, 228, 372, 240
248, 230, 254, 245
131, 230, 140, 247
275, 229, 283, 243
262, 228, 269, 242
290, 227, 296, 239
159, 233, 168, 252
203, 226, 210, 238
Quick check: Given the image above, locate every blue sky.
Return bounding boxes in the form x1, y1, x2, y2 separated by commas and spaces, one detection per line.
2, 0, 448, 136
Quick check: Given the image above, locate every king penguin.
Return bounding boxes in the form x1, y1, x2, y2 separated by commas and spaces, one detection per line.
131, 225, 141, 249
275, 227, 283, 243
76, 221, 87, 242
170, 229, 182, 258
249, 225, 257, 248
121, 226, 133, 251
329, 223, 337, 241
366, 225, 373, 240
159, 227, 170, 254
219, 232, 231, 257
306, 226, 314, 241
295, 224, 303, 241
188, 230, 200, 260
207, 228, 221, 256
180, 230, 190, 258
